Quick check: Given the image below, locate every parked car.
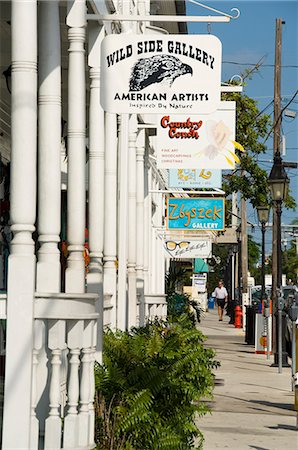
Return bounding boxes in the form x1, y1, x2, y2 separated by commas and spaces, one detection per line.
283, 285, 298, 356
282, 285, 298, 310
250, 285, 272, 309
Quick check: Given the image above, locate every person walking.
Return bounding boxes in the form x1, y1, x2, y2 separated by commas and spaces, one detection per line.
213, 280, 228, 321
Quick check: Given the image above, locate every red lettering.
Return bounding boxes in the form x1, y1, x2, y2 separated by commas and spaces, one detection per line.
161, 116, 170, 128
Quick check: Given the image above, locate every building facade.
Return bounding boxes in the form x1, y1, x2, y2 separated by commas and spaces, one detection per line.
0, 1, 191, 448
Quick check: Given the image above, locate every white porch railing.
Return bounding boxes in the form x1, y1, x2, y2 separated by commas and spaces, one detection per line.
144, 294, 167, 322
1, 292, 99, 450
0, 293, 6, 356
0, 294, 6, 319
103, 293, 113, 329
34, 292, 98, 450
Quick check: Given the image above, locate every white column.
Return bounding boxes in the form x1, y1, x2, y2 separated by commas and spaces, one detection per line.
30, 320, 44, 450
37, 0, 61, 293
143, 160, 151, 295
103, 113, 118, 328
2, 1, 37, 448
150, 177, 158, 293
156, 184, 165, 294
65, 0, 86, 293
63, 320, 83, 448
44, 321, 66, 450
87, 24, 104, 362
88, 322, 96, 447
136, 130, 145, 325
87, 66, 103, 341
36, 4, 61, 439
154, 181, 160, 294
78, 320, 93, 447
117, 114, 129, 331
127, 116, 138, 329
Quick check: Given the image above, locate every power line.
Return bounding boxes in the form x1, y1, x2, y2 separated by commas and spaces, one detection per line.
223, 61, 298, 68
252, 95, 298, 99
264, 89, 298, 143
254, 100, 274, 119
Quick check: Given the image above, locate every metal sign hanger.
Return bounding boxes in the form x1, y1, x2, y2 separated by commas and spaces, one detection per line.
86, 0, 240, 23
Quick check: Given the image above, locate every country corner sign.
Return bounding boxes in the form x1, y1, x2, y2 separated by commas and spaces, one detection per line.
157, 102, 236, 169
167, 197, 225, 231
100, 34, 222, 114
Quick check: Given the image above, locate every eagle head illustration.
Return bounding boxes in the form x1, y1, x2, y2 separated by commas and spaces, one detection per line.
129, 54, 193, 92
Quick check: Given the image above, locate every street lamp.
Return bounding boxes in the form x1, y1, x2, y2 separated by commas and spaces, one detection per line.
236, 226, 241, 304
230, 243, 239, 325
268, 155, 289, 288
268, 155, 290, 370
257, 204, 270, 358
257, 205, 270, 300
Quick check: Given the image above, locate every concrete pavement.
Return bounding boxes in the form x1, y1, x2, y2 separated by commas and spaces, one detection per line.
196, 308, 298, 450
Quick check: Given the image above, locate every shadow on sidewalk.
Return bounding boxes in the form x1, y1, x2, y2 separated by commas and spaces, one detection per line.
217, 393, 294, 414
249, 446, 270, 450
248, 399, 293, 411
267, 424, 297, 431
241, 382, 291, 393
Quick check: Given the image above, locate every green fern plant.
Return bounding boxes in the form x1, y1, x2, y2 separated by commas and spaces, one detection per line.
94, 316, 219, 449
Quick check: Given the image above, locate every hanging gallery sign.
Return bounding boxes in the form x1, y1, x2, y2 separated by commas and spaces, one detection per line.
100, 34, 222, 114
168, 169, 222, 188
157, 102, 238, 169
167, 197, 225, 231
163, 238, 212, 259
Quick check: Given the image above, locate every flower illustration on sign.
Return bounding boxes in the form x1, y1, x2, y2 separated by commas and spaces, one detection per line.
178, 169, 196, 181
195, 120, 244, 166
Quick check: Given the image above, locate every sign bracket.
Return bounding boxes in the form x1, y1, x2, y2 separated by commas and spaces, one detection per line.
187, 0, 240, 20
86, 13, 240, 24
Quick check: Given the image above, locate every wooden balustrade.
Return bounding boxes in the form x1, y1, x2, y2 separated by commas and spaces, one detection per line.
28, 292, 100, 450
0, 294, 7, 359
103, 293, 113, 328
143, 294, 167, 322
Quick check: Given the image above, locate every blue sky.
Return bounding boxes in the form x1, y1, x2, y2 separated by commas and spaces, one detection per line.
186, 0, 298, 250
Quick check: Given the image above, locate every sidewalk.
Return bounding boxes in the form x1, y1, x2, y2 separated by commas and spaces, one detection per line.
196, 309, 298, 450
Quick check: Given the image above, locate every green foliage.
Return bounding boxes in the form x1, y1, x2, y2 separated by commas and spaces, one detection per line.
247, 234, 261, 283
206, 244, 229, 293
165, 264, 190, 295
167, 293, 202, 325
221, 88, 296, 210
248, 234, 261, 271
284, 189, 297, 210
94, 317, 219, 450
282, 240, 298, 283
167, 292, 191, 318
221, 90, 272, 206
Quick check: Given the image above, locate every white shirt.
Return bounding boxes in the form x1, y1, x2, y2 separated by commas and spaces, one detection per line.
214, 286, 228, 299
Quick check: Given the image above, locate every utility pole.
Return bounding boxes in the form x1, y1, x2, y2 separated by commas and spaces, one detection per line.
272, 18, 282, 356
241, 195, 248, 326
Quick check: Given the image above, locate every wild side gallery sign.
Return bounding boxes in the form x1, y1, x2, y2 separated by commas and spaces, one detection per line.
157, 102, 237, 169
100, 35, 222, 114
167, 197, 225, 231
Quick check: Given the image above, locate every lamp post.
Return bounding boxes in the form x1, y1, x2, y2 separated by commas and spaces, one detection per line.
236, 226, 241, 304
230, 243, 238, 325
268, 154, 290, 371
257, 204, 270, 359
257, 205, 270, 302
